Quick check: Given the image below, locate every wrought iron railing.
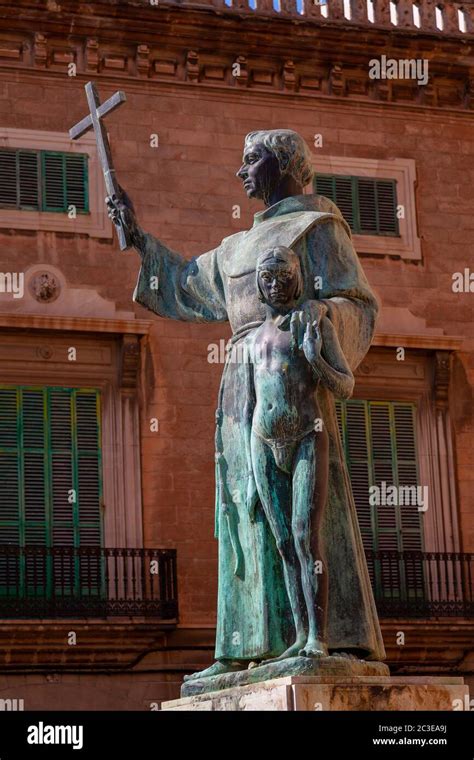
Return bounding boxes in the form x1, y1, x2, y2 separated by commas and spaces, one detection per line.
0, 546, 471, 620
0, 546, 178, 620
161, 0, 474, 37
366, 550, 474, 618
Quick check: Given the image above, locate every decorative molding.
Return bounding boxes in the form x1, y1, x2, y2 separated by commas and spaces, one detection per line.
313, 156, 421, 260
33, 32, 47, 68
136, 44, 150, 77
434, 350, 451, 410
85, 37, 100, 73
1, 10, 474, 111
373, 334, 464, 351
0, 263, 137, 320
0, 314, 152, 334
186, 50, 200, 82
120, 333, 141, 390
0, 128, 113, 240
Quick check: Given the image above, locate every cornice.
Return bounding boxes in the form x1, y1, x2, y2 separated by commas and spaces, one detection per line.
1, 1, 474, 111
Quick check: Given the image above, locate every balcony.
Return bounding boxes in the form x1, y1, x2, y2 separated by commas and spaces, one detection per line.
0, 546, 471, 621
367, 550, 474, 618
162, 0, 474, 37
0, 546, 178, 620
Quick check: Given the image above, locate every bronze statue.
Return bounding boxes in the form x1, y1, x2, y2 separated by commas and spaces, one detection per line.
106, 128, 386, 688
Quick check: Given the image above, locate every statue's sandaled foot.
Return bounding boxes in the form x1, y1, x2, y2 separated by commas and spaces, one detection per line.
183, 660, 244, 683
263, 637, 307, 664
248, 661, 261, 670
299, 638, 328, 658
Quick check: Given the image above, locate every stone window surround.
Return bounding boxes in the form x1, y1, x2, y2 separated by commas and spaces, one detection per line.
312, 155, 421, 260
0, 315, 150, 549
356, 339, 462, 555
0, 127, 113, 240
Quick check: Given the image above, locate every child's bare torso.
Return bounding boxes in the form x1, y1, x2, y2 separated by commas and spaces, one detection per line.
250, 317, 320, 442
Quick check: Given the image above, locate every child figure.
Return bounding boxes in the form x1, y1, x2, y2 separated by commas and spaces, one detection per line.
244, 246, 354, 660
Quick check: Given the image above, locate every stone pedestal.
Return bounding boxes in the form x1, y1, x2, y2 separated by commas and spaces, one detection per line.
161, 675, 468, 711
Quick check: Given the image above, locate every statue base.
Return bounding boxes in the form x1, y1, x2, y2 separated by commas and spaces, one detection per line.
162, 671, 468, 712
178, 655, 388, 698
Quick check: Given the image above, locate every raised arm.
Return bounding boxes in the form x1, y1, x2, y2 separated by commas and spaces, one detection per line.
107, 190, 228, 323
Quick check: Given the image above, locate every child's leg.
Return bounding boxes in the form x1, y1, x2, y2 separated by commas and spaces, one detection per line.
250, 430, 307, 659
292, 427, 329, 657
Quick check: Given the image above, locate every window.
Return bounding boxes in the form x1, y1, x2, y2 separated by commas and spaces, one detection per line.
311, 156, 420, 259
336, 399, 424, 602
0, 149, 89, 213
0, 386, 103, 599
314, 173, 399, 236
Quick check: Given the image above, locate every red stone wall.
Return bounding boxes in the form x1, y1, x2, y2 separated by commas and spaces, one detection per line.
0, 74, 472, 627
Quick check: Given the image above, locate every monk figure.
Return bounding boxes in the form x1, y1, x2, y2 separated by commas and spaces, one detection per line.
106, 129, 386, 682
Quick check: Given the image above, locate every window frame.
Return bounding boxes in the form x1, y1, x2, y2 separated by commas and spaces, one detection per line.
311, 156, 421, 260
0, 128, 111, 238
315, 173, 400, 237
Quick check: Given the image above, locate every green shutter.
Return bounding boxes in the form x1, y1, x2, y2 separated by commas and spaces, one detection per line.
0, 386, 102, 597
42, 151, 66, 211
314, 174, 399, 236
0, 149, 39, 210
65, 153, 89, 212
0, 148, 88, 213
336, 399, 423, 598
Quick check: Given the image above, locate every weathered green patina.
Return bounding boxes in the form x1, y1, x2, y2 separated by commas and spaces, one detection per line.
133, 192, 385, 659
108, 129, 386, 687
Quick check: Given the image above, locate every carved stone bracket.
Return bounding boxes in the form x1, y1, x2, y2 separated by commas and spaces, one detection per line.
233, 55, 248, 87
329, 63, 345, 97
34, 33, 48, 68
85, 38, 99, 72
6, 19, 474, 111
434, 351, 451, 410
120, 334, 141, 391
137, 44, 150, 77
283, 60, 296, 91
186, 50, 200, 82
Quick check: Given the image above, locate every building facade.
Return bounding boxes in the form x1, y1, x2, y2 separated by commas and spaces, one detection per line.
0, 0, 472, 709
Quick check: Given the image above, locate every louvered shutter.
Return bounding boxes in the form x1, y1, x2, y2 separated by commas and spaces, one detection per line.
0, 149, 87, 213
358, 178, 398, 235
314, 174, 398, 236
336, 400, 375, 584
0, 389, 21, 592
315, 174, 354, 229
375, 180, 398, 234
76, 392, 102, 592
0, 149, 39, 209
42, 152, 88, 212
0, 386, 102, 599
42, 152, 66, 211
18, 151, 40, 209
336, 399, 423, 600
65, 154, 88, 211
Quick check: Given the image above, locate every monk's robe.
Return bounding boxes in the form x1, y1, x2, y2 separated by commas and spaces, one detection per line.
134, 193, 386, 662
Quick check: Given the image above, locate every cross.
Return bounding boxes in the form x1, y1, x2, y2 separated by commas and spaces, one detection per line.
69, 81, 131, 251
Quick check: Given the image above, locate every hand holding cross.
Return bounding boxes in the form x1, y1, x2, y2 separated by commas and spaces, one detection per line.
69, 81, 132, 251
